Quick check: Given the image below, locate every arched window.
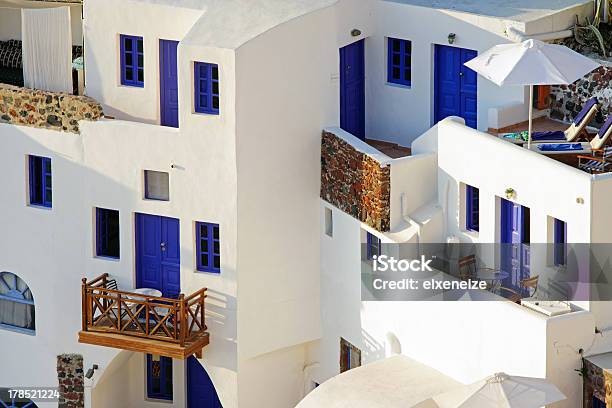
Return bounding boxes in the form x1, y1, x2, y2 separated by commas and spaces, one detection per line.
0, 272, 35, 334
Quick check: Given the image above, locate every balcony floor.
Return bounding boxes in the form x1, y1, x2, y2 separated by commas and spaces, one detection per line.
365, 138, 412, 158
78, 330, 210, 359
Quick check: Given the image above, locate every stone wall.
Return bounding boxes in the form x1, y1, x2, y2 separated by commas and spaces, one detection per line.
550, 64, 612, 127
0, 84, 103, 133
57, 354, 84, 408
321, 131, 391, 232
582, 357, 612, 408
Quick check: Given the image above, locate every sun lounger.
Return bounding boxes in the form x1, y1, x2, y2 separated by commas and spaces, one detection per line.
530, 97, 599, 142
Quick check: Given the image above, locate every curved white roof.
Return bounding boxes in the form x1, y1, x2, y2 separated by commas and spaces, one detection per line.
181, 0, 337, 49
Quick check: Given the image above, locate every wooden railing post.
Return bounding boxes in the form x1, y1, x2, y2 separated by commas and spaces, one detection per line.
179, 294, 186, 346
81, 278, 88, 331
117, 293, 122, 332
201, 290, 206, 331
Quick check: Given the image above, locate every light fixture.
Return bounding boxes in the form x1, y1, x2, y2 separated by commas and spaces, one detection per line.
85, 364, 99, 379
448, 33, 456, 44
576, 197, 585, 204
351, 29, 361, 37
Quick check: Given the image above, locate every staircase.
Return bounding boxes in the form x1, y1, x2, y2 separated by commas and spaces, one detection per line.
365, 138, 412, 159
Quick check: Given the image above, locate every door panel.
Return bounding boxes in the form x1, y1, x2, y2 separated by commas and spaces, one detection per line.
500, 200, 530, 289
160, 39, 179, 128
136, 213, 180, 297
340, 40, 365, 140
435, 45, 478, 129
187, 356, 223, 408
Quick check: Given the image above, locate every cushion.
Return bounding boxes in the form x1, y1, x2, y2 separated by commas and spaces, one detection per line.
572, 97, 598, 125
530, 130, 565, 141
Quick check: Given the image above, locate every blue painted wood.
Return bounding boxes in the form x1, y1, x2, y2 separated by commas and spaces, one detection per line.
501, 200, 531, 289
29, 155, 52, 208
135, 213, 180, 298
593, 396, 607, 408
466, 185, 479, 231
554, 218, 567, 266
366, 232, 380, 260
120, 35, 144, 87
387, 38, 411, 87
160, 40, 179, 128
196, 222, 221, 273
96, 208, 120, 259
147, 354, 173, 400
187, 356, 223, 408
194, 62, 220, 115
434, 45, 478, 129
340, 40, 365, 140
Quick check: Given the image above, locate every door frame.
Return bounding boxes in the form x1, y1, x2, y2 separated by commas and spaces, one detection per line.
433, 44, 478, 128
134, 212, 181, 296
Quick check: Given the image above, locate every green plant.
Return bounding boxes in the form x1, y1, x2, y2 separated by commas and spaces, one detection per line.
574, 0, 609, 57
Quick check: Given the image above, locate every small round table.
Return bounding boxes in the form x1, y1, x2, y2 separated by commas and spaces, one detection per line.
474, 269, 510, 293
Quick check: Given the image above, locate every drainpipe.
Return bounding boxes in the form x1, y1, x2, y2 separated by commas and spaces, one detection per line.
506, 26, 574, 42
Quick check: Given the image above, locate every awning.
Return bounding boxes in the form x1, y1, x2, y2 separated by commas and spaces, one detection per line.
296, 356, 462, 408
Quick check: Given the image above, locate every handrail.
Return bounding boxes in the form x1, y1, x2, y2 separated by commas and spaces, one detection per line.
81, 274, 208, 347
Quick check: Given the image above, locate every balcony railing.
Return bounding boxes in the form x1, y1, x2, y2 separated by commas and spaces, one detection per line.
78, 273, 209, 359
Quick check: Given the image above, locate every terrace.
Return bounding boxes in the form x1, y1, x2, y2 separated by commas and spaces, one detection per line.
78, 274, 210, 359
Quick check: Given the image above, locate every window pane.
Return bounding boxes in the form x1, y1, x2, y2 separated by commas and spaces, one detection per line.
137, 69, 144, 83
212, 81, 219, 95
404, 55, 410, 66
392, 67, 400, 79
125, 68, 133, 81
213, 241, 220, 254
212, 96, 219, 109
405, 41, 412, 53
393, 54, 400, 65
144, 170, 169, 201
125, 53, 133, 66
137, 39, 143, 53
212, 66, 219, 80
392, 39, 400, 52
200, 96, 208, 108
213, 256, 220, 269
124, 38, 132, 52
200, 240, 208, 253
138, 54, 144, 68
213, 226, 219, 239
404, 69, 411, 82
200, 225, 208, 238
201, 254, 209, 267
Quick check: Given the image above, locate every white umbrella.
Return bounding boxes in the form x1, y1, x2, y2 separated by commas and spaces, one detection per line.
464, 39, 600, 148
432, 372, 566, 408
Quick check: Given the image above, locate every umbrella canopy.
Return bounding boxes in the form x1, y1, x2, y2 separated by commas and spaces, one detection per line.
464, 39, 600, 86
432, 372, 566, 408
464, 39, 600, 148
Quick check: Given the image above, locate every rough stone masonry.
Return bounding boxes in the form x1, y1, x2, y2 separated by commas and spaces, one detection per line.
321, 130, 391, 232
57, 354, 84, 408
0, 84, 103, 134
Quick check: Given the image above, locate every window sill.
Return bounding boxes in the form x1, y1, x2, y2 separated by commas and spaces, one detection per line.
28, 204, 52, 211
386, 81, 411, 90
193, 110, 220, 116
94, 255, 120, 262
0, 323, 35, 336
462, 229, 480, 239
143, 197, 170, 202
195, 269, 221, 275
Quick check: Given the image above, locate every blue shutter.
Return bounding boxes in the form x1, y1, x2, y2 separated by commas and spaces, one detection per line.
366, 232, 381, 260
466, 185, 479, 231
196, 222, 221, 273
554, 218, 567, 266
29, 155, 52, 208
147, 354, 173, 400
120, 35, 144, 87
96, 208, 120, 259
194, 62, 220, 115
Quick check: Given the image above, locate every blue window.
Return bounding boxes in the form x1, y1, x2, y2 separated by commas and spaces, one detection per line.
120, 34, 144, 87
147, 354, 172, 400
196, 222, 220, 273
387, 38, 412, 87
29, 155, 52, 208
194, 62, 219, 115
366, 232, 381, 260
466, 185, 479, 231
554, 218, 567, 266
96, 208, 120, 259
0, 272, 35, 335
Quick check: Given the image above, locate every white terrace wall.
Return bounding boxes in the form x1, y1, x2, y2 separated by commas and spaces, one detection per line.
83, 0, 203, 123
234, 4, 338, 407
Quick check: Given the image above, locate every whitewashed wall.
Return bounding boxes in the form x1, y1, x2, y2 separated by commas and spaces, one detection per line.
83, 0, 203, 123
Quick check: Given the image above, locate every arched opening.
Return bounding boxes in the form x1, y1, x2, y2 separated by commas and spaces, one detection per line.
0, 272, 35, 334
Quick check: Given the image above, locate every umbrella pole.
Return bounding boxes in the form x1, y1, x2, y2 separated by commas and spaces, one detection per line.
528, 85, 533, 149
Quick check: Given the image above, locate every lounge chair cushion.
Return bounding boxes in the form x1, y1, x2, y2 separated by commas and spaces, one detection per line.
530, 130, 565, 141
597, 115, 612, 137
573, 97, 598, 125
537, 143, 582, 152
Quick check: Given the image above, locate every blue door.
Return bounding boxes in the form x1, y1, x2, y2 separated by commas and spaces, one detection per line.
135, 213, 181, 298
501, 199, 530, 290
434, 45, 478, 129
340, 40, 365, 140
160, 39, 179, 128
187, 356, 223, 408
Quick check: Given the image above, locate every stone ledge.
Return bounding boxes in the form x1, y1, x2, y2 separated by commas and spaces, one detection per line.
0, 84, 103, 134
321, 130, 391, 232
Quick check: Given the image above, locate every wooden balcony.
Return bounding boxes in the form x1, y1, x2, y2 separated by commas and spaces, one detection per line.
78, 274, 209, 359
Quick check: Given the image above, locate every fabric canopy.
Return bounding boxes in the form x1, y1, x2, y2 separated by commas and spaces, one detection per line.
21, 6, 73, 93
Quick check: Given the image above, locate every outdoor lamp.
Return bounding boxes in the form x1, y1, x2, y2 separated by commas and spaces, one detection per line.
448, 33, 456, 44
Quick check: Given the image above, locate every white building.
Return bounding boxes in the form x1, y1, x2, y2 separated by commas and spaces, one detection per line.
0, 0, 609, 407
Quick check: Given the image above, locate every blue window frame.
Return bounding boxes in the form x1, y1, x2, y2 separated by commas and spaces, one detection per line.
29, 155, 52, 208
466, 185, 479, 231
147, 354, 173, 400
554, 218, 567, 266
366, 232, 381, 260
387, 38, 412, 87
120, 34, 144, 87
194, 62, 219, 115
196, 222, 220, 273
96, 208, 120, 259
